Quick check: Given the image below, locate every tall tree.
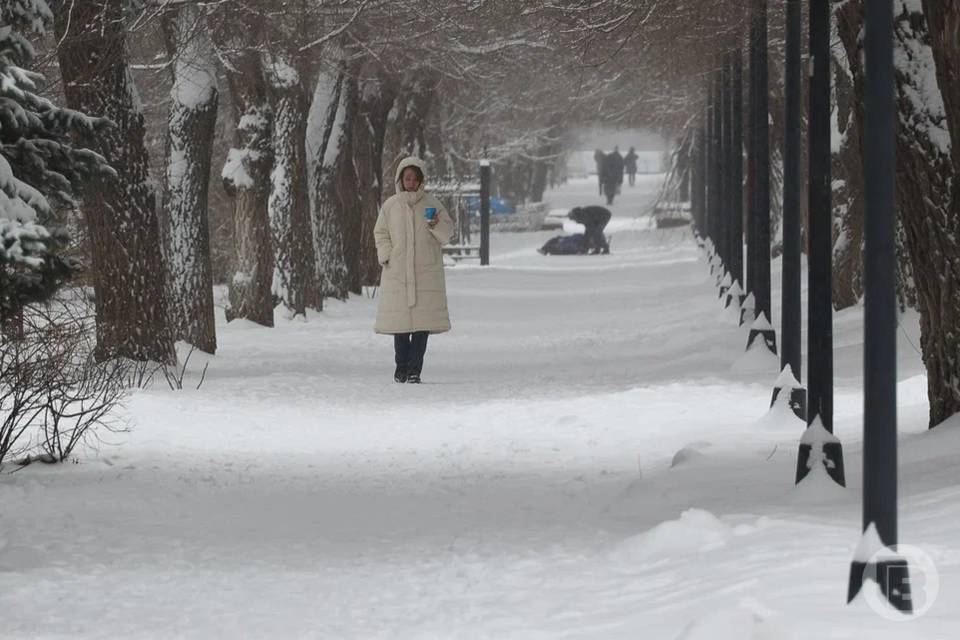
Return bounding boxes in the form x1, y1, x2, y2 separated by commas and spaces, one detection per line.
162, 4, 219, 353
355, 67, 397, 287
830, 22, 866, 311
307, 59, 349, 300
265, 54, 316, 316
0, 0, 110, 329
893, 1, 960, 428
842, 1, 960, 428
54, 0, 175, 363
213, 5, 275, 327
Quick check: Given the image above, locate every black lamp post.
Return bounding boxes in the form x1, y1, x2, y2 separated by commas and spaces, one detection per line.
796, 0, 844, 486
847, 0, 911, 613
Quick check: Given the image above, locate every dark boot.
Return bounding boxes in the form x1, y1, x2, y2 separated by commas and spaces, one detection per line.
405, 332, 429, 384
394, 366, 408, 383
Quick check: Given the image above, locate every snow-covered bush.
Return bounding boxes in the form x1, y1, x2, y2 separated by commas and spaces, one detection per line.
0, 0, 111, 324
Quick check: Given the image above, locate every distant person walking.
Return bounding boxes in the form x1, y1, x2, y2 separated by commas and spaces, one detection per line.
568, 206, 611, 254
374, 156, 455, 384
602, 148, 624, 205
624, 147, 638, 186
608, 146, 624, 193
593, 148, 605, 195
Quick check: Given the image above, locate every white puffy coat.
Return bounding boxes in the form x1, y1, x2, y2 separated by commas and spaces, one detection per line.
374, 157, 455, 334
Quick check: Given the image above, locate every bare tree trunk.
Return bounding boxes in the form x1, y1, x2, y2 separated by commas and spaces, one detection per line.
265, 56, 315, 316
918, 0, 960, 426
307, 62, 349, 300
382, 70, 441, 184
530, 159, 550, 204
831, 15, 865, 310
356, 69, 397, 287
838, 2, 918, 311
54, 0, 175, 364
335, 70, 364, 295
530, 123, 562, 204
221, 49, 275, 326
162, 5, 218, 353
923, 1, 960, 169
893, 2, 960, 428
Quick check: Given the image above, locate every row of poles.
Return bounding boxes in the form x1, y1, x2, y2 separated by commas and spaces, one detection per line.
689, 0, 910, 613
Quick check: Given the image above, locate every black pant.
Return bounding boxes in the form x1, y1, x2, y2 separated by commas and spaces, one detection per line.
394, 332, 429, 374
583, 223, 610, 253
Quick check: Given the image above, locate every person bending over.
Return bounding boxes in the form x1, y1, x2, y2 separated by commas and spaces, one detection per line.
568, 206, 611, 254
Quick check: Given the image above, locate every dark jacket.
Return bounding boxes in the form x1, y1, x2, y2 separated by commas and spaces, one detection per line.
605, 152, 624, 185
568, 206, 612, 229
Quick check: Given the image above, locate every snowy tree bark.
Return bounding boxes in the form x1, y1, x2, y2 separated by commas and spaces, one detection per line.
307, 62, 349, 300
265, 56, 316, 316
923, 2, 960, 169
892, 2, 960, 428
221, 49, 275, 326
355, 69, 397, 287
842, 1, 960, 428
918, 0, 960, 426
162, 5, 219, 354
54, 0, 175, 364
337, 71, 364, 295
837, 1, 919, 312
831, 13, 865, 311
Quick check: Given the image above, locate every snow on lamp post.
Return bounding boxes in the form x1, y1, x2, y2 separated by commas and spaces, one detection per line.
847, 0, 911, 613
739, 291, 756, 327
797, 0, 844, 487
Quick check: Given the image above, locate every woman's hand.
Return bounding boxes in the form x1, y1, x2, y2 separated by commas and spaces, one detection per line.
427, 218, 438, 227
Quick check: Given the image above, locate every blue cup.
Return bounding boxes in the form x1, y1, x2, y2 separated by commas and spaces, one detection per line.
425, 207, 437, 221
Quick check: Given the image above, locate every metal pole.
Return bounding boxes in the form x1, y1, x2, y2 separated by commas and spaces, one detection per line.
694, 123, 707, 240
746, 11, 759, 319
731, 48, 744, 294
691, 128, 700, 238
755, 0, 771, 322
709, 75, 722, 260
705, 98, 713, 252
703, 102, 712, 248
797, 0, 844, 486
718, 58, 730, 296
480, 160, 491, 266
747, 0, 776, 353
755, 0, 774, 344
775, 0, 806, 419
723, 54, 735, 286
714, 69, 724, 268
847, 0, 910, 612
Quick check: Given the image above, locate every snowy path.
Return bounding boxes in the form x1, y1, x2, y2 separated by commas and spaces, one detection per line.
2, 175, 959, 639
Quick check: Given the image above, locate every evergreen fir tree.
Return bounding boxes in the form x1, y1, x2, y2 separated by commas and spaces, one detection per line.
0, 0, 111, 324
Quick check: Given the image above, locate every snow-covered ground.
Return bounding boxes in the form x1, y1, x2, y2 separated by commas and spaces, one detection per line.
2, 175, 959, 639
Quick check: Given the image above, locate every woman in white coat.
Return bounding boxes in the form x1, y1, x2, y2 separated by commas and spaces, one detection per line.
374, 156, 455, 383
